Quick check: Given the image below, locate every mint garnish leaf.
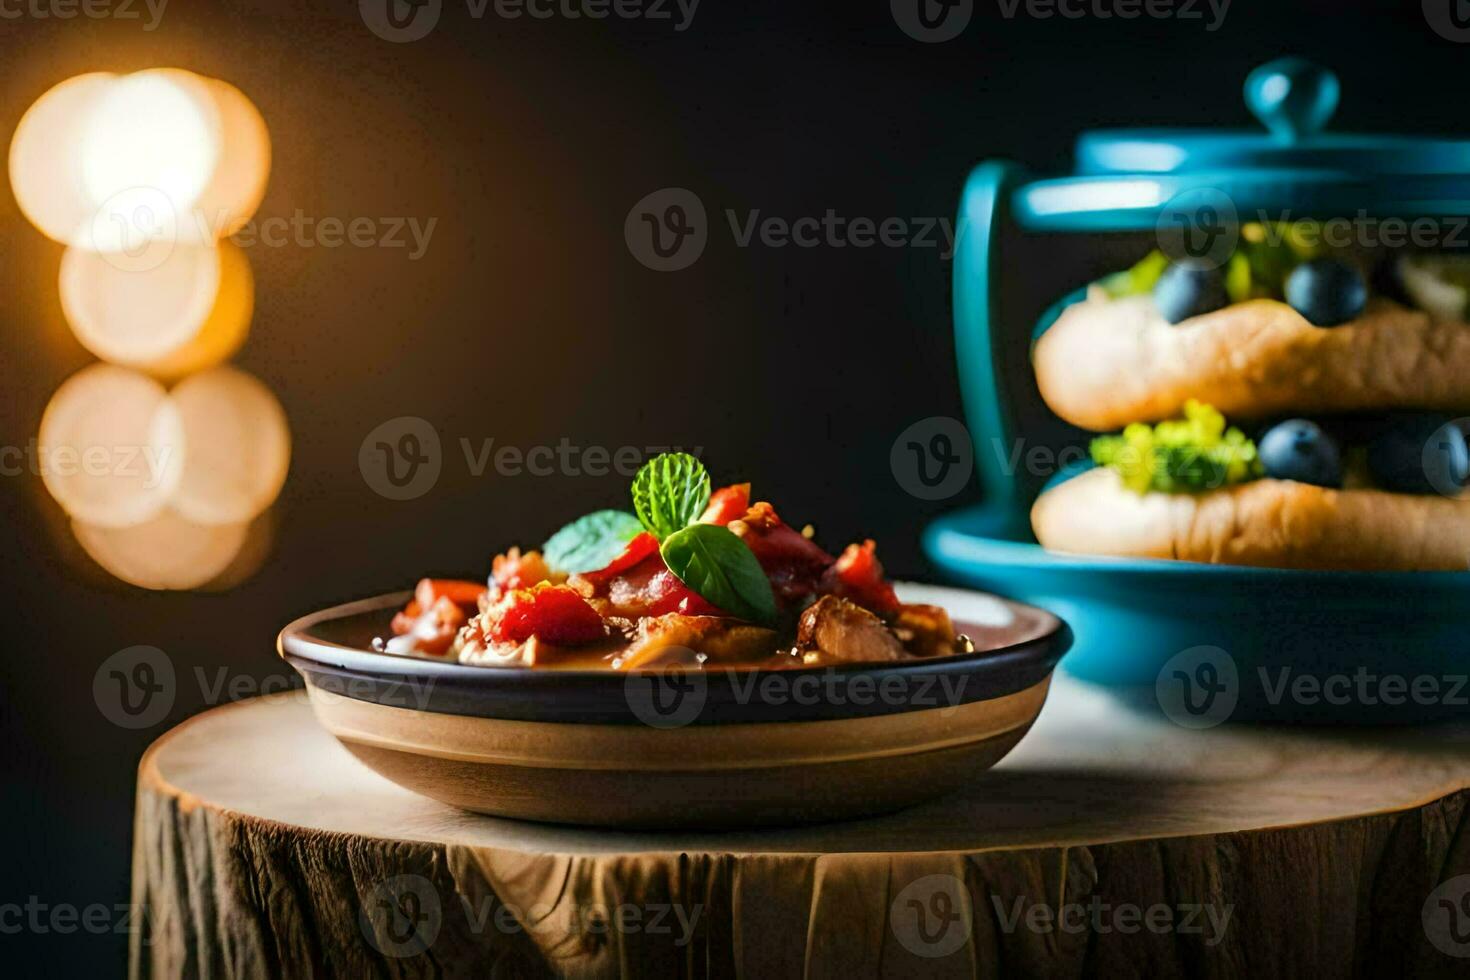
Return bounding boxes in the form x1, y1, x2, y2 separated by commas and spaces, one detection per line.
660, 523, 777, 625
631, 452, 711, 540
543, 510, 644, 574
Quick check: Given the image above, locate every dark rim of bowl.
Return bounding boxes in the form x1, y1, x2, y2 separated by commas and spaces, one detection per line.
278, 591, 1072, 725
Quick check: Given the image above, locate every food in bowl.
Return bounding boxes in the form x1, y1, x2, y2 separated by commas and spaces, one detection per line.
1030, 228, 1470, 570
382, 453, 977, 668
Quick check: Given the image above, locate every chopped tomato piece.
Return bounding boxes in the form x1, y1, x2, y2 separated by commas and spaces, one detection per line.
699, 483, 751, 525
414, 578, 486, 613
822, 540, 900, 615
490, 549, 557, 595
393, 578, 485, 638
487, 583, 606, 645
391, 596, 466, 656
580, 531, 660, 584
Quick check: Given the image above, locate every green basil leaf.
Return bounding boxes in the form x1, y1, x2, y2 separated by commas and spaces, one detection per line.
660, 523, 777, 625
542, 510, 644, 574
631, 452, 711, 540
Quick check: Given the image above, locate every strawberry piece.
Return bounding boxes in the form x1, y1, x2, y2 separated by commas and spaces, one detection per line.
488, 584, 606, 646
822, 540, 900, 615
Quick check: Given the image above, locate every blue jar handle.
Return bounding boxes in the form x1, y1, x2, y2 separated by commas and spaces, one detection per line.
952, 160, 1031, 536
1245, 58, 1339, 144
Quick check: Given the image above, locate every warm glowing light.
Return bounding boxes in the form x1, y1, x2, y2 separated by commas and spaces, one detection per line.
38, 364, 183, 528
72, 509, 249, 590
169, 366, 290, 525
60, 240, 253, 378
81, 69, 220, 233
200, 507, 277, 592
24, 68, 281, 591
193, 78, 271, 240
8, 72, 116, 246
9, 69, 270, 250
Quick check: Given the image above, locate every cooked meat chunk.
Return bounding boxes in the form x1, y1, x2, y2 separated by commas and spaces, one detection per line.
796, 595, 906, 664
729, 501, 834, 606
890, 603, 957, 658
489, 548, 564, 596
616, 614, 778, 670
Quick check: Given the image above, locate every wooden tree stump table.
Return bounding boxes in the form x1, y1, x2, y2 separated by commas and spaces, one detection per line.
131, 673, 1470, 979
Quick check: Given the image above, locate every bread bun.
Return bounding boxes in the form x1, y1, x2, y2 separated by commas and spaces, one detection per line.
1031, 467, 1470, 571
1033, 294, 1470, 432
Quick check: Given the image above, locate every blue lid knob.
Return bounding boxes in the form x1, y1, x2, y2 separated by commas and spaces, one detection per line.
1245, 58, 1340, 144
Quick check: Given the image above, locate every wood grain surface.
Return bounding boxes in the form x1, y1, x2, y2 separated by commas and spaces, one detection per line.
130, 673, 1470, 978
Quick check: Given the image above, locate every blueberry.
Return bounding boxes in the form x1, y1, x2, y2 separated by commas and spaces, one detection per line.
1284, 258, 1367, 327
1258, 419, 1342, 488
1367, 414, 1470, 495
1152, 261, 1230, 325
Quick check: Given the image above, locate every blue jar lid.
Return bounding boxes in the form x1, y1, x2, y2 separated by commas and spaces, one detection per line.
1012, 58, 1470, 231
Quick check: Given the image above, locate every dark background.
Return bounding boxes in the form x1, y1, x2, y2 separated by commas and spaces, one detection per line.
0, 0, 1457, 973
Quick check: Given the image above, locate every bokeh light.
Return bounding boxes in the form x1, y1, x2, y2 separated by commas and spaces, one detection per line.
192, 77, 271, 240
60, 240, 253, 378
9, 68, 270, 251
169, 366, 290, 526
37, 364, 183, 529
71, 509, 249, 591
8, 72, 116, 247
80, 69, 220, 242
23, 67, 279, 591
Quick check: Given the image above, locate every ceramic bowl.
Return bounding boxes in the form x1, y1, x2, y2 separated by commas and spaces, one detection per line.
278, 583, 1070, 828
